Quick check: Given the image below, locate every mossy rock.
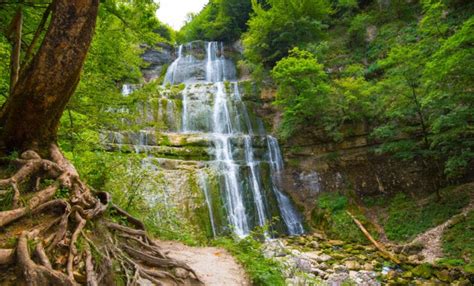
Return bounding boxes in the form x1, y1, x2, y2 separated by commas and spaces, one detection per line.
412, 263, 433, 279
434, 269, 452, 282
463, 263, 474, 275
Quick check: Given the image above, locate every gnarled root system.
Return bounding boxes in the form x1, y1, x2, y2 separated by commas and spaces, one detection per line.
0, 145, 203, 285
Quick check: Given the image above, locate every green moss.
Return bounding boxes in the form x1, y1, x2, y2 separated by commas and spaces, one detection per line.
412, 263, 433, 279
206, 170, 228, 235
442, 210, 474, 263
147, 146, 211, 161
383, 189, 469, 242
224, 81, 232, 94
155, 132, 171, 146
187, 172, 213, 239
312, 192, 377, 244
464, 263, 474, 275
258, 162, 287, 233
156, 63, 170, 85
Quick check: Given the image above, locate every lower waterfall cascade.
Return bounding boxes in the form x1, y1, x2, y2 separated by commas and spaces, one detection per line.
110, 41, 304, 237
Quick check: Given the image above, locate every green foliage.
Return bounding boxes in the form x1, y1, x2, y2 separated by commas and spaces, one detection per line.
214, 234, 285, 286
178, 0, 252, 43
271, 48, 373, 140
367, 1, 473, 179
317, 192, 348, 212
312, 192, 372, 243
348, 13, 374, 45
442, 210, 474, 263
57, 0, 173, 157
243, 0, 331, 66
383, 190, 469, 242
71, 150, 207, 246
238, 0, 473, 180
271, 48, 330, 138
372, 43, 430, 155
423, 16, 474, 178
0, 189, 14, 212
0, 36, 9, 102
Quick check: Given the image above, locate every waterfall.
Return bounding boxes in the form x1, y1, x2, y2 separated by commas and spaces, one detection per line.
163, 45, 183, 84
150, 41, 304, 236
121, 84, 133, 96
182, 89, 189, 132
121, 84, 141, 96
244, 135, 267, 227
213, 135, 249, 237
267, 136, 305, 235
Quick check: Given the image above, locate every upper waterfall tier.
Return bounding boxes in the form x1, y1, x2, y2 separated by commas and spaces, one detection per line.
164, 41, 237, 84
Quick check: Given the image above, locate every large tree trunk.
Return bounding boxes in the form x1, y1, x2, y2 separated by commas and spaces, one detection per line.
0, 0, 99, 154
0, 2, 202, 285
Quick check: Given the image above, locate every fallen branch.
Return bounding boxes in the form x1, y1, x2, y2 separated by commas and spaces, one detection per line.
346, 210, 401, 264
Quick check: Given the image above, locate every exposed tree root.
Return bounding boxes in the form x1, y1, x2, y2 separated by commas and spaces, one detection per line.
0, 146, 203, 285
0, 249, 14, 265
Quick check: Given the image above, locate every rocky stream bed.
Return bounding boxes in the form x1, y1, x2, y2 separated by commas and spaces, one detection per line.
263, 233, 474, 285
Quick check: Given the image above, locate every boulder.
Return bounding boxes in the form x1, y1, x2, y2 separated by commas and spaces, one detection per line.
345, 260, 361, 270
402, 243, 424, 255
316, 254, 333, 262
294, 257, 312, 273
333, 264, 349, 273
309, 241, 320, 249
435, 269, 451, 282
412, 263, 433, 279
328, 240, 345, 246
363, 263, 374, 271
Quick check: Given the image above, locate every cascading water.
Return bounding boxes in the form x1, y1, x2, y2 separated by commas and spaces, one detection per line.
163, 45, 183, 84
109, 41, 303, 237
161, 41, 304, 236
267, 136, 305, 235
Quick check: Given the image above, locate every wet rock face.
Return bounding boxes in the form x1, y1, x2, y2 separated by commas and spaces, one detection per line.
141, 43, 175, 82
163, 41, 239, 85
280, 138, 441, 215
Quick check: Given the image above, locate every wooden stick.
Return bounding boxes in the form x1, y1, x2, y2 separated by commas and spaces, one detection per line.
346, 210, 401, 264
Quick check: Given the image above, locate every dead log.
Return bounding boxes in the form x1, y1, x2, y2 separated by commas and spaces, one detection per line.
346, 210, 401, 264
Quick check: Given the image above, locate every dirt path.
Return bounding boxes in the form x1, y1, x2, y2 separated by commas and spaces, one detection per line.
160, 241, 250, 286
410, 198, 474, 263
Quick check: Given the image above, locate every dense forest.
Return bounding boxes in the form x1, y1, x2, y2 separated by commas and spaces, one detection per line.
0, 0, 473, 285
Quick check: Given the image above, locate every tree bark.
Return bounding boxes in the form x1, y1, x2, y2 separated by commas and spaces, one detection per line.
8, 6, 23, 95
0, 0, 99, 154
